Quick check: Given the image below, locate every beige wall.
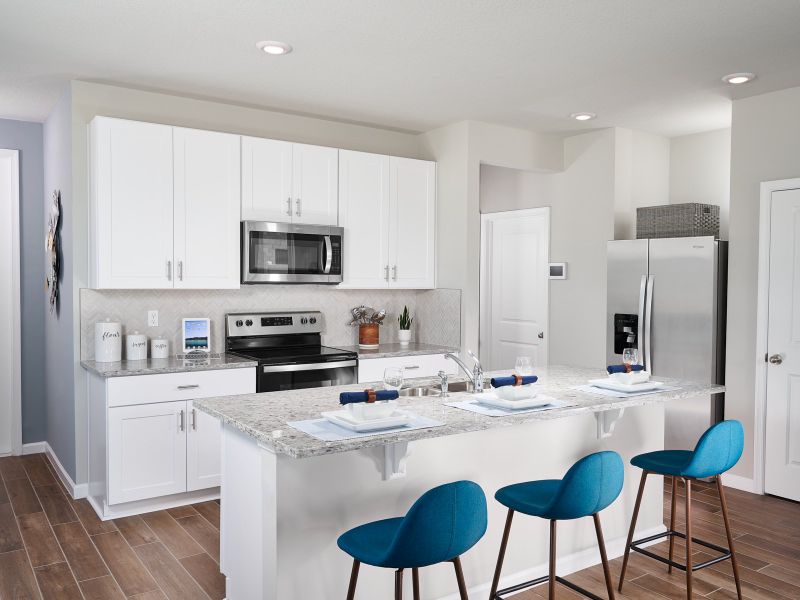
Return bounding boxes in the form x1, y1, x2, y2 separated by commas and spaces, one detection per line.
726, 85, 800, 480
669, 128, 731, 238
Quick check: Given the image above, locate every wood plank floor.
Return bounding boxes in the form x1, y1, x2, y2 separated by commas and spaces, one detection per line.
1, 455, 798, 599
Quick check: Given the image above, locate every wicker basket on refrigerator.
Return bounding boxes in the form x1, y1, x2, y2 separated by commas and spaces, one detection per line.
636, 203, 720, 239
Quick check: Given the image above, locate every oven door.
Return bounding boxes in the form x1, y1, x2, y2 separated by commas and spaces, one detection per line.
242, 221, 343, 283
258, 360, 357, 393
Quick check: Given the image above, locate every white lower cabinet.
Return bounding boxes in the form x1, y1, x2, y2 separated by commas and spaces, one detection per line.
357, 354, 457, 384
88, 367, 255, 519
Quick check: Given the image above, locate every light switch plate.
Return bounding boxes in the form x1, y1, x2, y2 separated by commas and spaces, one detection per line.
147, 310, 159, 327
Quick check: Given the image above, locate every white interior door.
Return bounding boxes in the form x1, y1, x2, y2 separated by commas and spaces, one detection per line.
480, 208, 549, 371
0, 149, 20, 455
765, 187, 800, 501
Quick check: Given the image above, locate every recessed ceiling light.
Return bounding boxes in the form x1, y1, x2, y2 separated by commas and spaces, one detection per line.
722, 72, 756, 85
256, 40, 293, 56
570, 112, 596, 121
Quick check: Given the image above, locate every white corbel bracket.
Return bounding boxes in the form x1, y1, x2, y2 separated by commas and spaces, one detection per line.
382, 441, 412, 480
596, 408, 625, 439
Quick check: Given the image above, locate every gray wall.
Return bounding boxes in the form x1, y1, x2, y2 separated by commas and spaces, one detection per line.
726, 85, 800, 480
0, 118, 45, 443
43, 90, 76, 478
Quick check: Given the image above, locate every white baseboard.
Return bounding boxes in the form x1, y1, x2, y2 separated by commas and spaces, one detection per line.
436, 524, 666, 600
22, 441, 46, 455
722, 473, 757, 494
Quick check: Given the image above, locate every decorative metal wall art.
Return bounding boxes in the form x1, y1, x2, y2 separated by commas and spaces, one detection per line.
45, 189, 61, 315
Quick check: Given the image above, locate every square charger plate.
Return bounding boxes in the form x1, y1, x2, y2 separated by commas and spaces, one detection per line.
588, 378, 666, 394
321, 409, 413, 432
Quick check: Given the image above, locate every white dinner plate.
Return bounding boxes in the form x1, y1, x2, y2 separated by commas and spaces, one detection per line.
321, 409, 412, 432
472, 393, 553, 410
588, 379, 665, 393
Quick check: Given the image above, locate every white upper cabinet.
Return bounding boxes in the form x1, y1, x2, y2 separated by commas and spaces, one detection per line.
389, 157, 436, 288
240, 138, 338, 225
90, 117, 174, 289
241, 137, 293, 221
338, 153, 436, 289
89, 117, 241, 289
292, 143, 339, 225
173, 128, 241, 289
338, 150, 390, 288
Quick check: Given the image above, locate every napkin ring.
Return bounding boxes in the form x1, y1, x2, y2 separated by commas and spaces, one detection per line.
365, 388, 377, 403
512, 374, 523, 386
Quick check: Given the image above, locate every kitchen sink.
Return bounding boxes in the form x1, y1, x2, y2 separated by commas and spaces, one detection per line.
398, 380, 477, 397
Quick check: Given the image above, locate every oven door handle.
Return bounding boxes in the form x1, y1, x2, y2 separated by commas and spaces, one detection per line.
262, 360, 357, 373
323, 236, 333, 274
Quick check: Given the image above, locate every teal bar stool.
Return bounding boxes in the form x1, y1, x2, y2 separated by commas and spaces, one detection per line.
337, 480, 487, 600
489, 451, 624, 600
619, 420, 745, 600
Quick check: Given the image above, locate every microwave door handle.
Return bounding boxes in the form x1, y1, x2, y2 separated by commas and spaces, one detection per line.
323, 236, 333, 274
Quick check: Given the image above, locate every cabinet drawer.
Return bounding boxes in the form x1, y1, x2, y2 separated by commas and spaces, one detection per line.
107, 368, 256, 407
357, 354, 457, 384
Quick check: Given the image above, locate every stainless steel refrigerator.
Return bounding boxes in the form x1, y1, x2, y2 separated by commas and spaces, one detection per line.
606, 236, 727, 451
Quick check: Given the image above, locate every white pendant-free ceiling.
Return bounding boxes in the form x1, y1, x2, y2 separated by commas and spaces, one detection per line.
1, 0, 800, 137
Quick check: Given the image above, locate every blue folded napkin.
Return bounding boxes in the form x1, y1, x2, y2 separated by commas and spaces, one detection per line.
607, 364, 645, 374
339, 390, 399, 405
490, 375, 538, 388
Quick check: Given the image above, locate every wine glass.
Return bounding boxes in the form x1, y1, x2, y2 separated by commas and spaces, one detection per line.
515, 356, 533, 375
622, 348, 639, 366
383, 367, 404, 393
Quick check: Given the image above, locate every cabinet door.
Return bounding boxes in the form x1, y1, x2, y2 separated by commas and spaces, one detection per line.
186, 400, 222, 491
173, 127, 241, 289
292, 143, 338, 225
107, 401, 187, 505
338, 150, 390, 288
90, 117, 174, 289
389, 157, 436, 288
241, 136, 293, 222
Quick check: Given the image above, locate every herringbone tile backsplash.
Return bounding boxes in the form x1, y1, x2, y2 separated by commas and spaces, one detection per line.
80, 287, 461, 360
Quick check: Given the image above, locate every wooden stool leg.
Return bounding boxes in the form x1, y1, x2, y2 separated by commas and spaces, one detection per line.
412, 568, 420, 600
489, 509, 514, 599
619, 471, 648, 591
668, 476, 678, 574
346, 560, 360, 600
549, 520, 557, 600
716, 476, 743, 600
452, 557, 469, 600
395, 568, 404, 600
593, 513, 616, 600
685, 478, 694, 600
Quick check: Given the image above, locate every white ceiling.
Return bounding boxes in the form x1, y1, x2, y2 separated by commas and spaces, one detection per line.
2, 0, 800, 137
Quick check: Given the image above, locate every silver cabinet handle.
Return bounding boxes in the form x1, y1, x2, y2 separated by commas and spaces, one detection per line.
178, 261, 183, 281
384, 265, 389, 281
177, 384, 199, 390
286, 197, 292, 216
769, 354, 783, 365
178, 409, 185, 432
392, 265, 397, 281
167, 260, 172, 281
191, 408, 197, 431
403, 365, 420, 370
296, 198, 302, 217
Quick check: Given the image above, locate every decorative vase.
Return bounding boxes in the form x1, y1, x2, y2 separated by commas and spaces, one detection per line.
359, 323, 379, 349
398, 329, 411, 345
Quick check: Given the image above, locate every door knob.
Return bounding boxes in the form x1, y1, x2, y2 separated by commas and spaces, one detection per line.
769, 354, 783, 365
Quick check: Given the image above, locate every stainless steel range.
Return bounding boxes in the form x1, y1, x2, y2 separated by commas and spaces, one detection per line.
225, 311, 358, 393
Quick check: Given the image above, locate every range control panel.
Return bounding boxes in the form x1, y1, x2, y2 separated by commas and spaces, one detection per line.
226, 311, 323, 337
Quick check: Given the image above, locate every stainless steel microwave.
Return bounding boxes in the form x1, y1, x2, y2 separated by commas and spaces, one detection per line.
241, 221, 343, 284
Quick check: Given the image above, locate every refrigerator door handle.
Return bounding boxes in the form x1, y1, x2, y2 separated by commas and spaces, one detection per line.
637, 275, 646, 366
645, 274, 654, 371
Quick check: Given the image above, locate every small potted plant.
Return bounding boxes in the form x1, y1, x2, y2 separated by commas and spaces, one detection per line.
398, 305, 413, 345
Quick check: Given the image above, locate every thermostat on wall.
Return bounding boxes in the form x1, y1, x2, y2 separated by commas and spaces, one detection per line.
549, 263, 567, 279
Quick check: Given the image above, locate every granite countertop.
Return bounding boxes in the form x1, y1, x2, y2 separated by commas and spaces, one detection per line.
81, 354, 258, 377
194, 364, 725, 459
333, 342, 459, 359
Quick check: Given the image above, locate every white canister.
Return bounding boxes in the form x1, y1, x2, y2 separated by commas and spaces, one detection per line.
126, 332, 148, 361
94, 320, 122, 362
151, 338, 169, 359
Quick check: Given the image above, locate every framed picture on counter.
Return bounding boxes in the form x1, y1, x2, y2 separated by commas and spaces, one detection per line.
182, 317, 211, 354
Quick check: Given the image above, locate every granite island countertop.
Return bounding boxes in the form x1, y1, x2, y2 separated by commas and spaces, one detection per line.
332, 342, 459, 359
81, 353, 258, 377
194, 364, 724, 459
